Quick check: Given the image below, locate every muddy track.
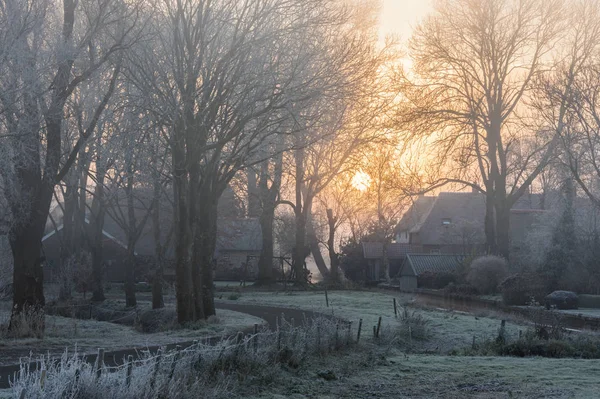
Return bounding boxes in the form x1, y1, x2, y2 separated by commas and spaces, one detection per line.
0, 302, 337, 389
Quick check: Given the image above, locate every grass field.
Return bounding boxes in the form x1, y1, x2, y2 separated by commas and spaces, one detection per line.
218, 289, 600, 398
218, 289, 526, 353
241, 352, 600, 398
0, 299, 264, 366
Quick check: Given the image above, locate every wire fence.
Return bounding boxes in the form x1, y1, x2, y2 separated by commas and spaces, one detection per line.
11, 315, 360, 399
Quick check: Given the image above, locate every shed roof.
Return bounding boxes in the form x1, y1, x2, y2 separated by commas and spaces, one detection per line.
403, 254, 465, 276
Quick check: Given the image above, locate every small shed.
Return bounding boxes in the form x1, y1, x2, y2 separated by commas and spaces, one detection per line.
399, 254, 464, 291
361, 242, 423, 281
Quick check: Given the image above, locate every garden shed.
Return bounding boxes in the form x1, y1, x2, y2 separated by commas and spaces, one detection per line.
398, 254, 464, 290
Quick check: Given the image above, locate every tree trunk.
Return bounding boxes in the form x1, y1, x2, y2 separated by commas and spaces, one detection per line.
495, 202, 511, 260
326, 209, 340, 283
151, 165, 164, 309
247, 168, 260, 218
58, 175, 77, 301
292, 147, 309, 285
256, 152, 283, 286
124, 172, 138, 308
256, 207, 275, 285
9, 217, 47, 332
194, 189, 218, 318
173, 138, 194, 323
307, 218, 330, 280
124, 244, 137, 308
90, 162, 107, 302
484, 189, 496, 255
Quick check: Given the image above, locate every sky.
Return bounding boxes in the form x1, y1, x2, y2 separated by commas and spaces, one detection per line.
379, 0, 433, 44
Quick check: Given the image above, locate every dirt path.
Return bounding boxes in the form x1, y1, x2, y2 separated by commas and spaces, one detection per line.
0, 302, 334, 389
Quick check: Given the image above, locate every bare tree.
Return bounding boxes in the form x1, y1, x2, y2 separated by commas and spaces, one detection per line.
0, 0, 140, 329
396, 0, 568, 258
127, 0, 348, 322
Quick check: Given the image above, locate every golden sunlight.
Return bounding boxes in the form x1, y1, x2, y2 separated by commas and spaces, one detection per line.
351, 171, 372, 191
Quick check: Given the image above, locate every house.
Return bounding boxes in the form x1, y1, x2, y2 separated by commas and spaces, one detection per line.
394, 191, 566, 255
361, 242, 422, 281
214, 218, 262, 280
398, 253, 465, 290
40, 186, 262, 283
41, 220, 131, 283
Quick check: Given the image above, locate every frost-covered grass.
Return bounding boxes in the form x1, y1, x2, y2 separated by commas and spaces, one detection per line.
555, 307, 600, 318
0, 300, 264, 366
8, 316, 351, 399
219, 290, 528, 353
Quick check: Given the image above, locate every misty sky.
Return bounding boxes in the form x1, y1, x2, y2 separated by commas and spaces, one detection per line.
380, 0, 433, 42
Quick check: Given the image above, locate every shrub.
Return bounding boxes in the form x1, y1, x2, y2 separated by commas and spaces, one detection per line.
544, 290, 578, 310
339, 239, 366, 283
397, 307, 430, 342
1, 305, 45, 339
466, 256, 509, 295
444, 282, 479, 296
579, 294, 600, 308
500, 273, 546, 306
417, 271, 456, 289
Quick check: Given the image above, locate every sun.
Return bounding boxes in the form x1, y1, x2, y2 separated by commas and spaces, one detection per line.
351, 171, 371, 192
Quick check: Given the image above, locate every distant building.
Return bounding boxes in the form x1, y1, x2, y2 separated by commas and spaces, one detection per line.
394, 191, 564, 255
398, 254, 465, 291
40, 186, 261, 283
361, 242, 422, 281
360, 190, 600, 286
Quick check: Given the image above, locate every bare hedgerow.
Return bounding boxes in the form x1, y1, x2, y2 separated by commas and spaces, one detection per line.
11, 316, 354, 398
467, 256, 509, 295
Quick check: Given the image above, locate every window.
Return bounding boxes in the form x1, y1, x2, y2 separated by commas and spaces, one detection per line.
441, 218, 452, 226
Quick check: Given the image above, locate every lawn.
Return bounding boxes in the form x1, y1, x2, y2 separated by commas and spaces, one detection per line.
218, 289, 526, 353
243, 352, 600, 398
0, 300, 265, 366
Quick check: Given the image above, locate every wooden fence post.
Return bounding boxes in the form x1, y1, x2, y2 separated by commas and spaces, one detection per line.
393, 298, 398, 318
126, 355, 134, 386
40, 370, 46, 389
95, 348, 105, 379
346, 321, 352, 345
168, 346, 182, 382
150, 349, 163, 390
253, 324, 259, 353
356, 319, 363, 344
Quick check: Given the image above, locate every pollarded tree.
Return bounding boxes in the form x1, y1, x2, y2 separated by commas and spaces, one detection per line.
0, 0, 141, 329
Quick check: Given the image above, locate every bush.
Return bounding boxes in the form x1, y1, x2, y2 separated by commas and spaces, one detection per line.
500, 273, 546, 306
417, 271, 456, 289
545, 291, 578, 310
579, 294, 600, 308
339, 239, 367, 283
444, 282, 479, 296
397, 307, 430, 342
466, 256, 509, 295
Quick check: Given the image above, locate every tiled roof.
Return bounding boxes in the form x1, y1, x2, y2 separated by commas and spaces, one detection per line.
404, 254, 465, 276
362, 242, 423, 259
